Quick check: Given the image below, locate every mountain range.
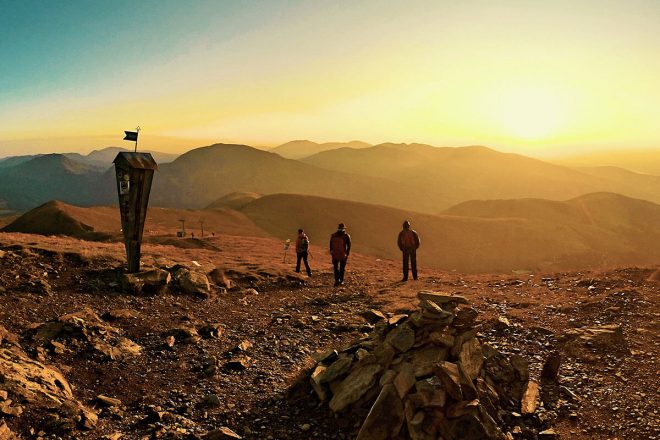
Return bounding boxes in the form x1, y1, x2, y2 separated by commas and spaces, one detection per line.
3, 141, 660, 217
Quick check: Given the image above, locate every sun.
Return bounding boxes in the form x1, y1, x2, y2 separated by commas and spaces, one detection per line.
493, 85, 565, 141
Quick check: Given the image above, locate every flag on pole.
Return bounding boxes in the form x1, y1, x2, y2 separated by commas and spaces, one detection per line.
123, 131, 138, 141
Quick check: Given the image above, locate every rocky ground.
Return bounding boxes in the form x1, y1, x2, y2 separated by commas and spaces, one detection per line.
0, 232, 658, 439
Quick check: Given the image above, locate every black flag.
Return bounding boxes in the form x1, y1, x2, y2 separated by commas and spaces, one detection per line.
123, 131, 138, 142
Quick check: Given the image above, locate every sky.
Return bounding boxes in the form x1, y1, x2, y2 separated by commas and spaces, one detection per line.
1, 0, 660, 157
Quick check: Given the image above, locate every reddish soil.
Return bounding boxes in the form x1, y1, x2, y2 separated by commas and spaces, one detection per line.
0, 231, 658, 439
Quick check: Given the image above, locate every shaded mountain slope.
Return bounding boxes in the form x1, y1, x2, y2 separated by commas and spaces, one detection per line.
0, 155, 104, 210
150, 144, 422, 211
239, 193, 660, 273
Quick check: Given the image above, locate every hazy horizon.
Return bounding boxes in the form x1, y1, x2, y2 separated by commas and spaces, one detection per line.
2, 0, 660, 157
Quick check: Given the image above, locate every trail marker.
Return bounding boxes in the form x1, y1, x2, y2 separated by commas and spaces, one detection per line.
113, 152, 158, 273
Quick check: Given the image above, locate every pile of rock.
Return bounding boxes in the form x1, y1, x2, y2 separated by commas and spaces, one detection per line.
27, 307, 142, 360
309, 291, 557, 440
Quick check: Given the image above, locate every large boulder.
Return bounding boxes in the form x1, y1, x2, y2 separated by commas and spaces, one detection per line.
172, 267, 211, 297
0, 346, 97, 432
560, 324, 626, 357
28, 308, 142, 360
120, 268, 170, 295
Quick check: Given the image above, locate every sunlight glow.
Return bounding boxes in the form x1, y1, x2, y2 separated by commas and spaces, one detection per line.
494, 86, 566, 140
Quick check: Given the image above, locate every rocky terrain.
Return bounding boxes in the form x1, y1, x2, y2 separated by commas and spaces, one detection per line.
0, 232, 658, 439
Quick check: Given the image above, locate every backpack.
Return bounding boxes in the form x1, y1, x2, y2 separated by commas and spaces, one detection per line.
401, 230, 416, 249
300, 237, 309, 252
331, 234, 347, 260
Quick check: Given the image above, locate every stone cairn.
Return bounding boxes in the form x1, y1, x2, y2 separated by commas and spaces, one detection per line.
308, 291, 556, 440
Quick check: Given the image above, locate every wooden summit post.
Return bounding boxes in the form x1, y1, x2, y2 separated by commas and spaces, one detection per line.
113, 152, 158, 273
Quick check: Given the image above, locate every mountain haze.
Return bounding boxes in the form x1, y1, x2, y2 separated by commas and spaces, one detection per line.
303, 143, 660, 210
270, 140, 371, 159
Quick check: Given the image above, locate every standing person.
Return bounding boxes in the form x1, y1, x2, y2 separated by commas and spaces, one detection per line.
398, 220, 420, 281
295, 228, 312, 277
330, 223, 351, 286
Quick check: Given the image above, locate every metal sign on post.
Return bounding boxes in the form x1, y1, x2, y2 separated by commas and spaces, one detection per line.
113, 128, 158, 273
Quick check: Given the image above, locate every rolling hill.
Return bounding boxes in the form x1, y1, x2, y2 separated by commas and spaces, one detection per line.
206, 192, 262, 210
302, 143, 660, 210
238, 192, 660, 273
270, 140, 371, 159
5, 192, 660, 273
1, 200, 268, 241
149, 144, 422, 210
1, 200, 118, 240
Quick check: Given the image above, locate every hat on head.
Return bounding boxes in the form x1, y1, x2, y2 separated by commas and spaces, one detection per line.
337, 223, 346, 230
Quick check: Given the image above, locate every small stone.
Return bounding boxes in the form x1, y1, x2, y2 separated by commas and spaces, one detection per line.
388, 315, 408, 326
494, 316, 510, 330
320, 354, 353, 383
300, 424, 311, 432
225, 356, 251, 371
417, 291, 468, 306
385, 324, 415, 353
446, 399, 479, 418
329, 363, 382, 412
235, 340, 253, 352
205, 426, 242, 439
310, 365, 328, 401
538, 428, 558, 440
458, 337, 483, 381
434, 361, 463, 401
393, 362, 416, 399
521, 380, 540, 414
356, 384, 405, 440
203, 394, 222, 408
97, 395, 122, 407
361, 309, 386, 323
541, 351, 561, 382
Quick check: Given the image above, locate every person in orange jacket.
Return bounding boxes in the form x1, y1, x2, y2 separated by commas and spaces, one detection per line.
329, 223, 351, 286
398, 220, 420, 281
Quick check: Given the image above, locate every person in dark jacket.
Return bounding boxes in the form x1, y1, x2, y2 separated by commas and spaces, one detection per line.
398, 220, 420, 281
329, 223, 351, 286
295, 228, 312, 276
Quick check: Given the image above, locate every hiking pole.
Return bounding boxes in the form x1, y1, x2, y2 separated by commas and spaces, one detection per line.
283, 239, 291, 263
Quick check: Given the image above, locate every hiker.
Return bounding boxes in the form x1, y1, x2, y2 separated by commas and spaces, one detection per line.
295, 228, 312, 276
398, 220, 420, 281
330, 223, 351, 286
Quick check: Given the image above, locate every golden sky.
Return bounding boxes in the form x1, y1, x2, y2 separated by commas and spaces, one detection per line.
1, 0, 659, 156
